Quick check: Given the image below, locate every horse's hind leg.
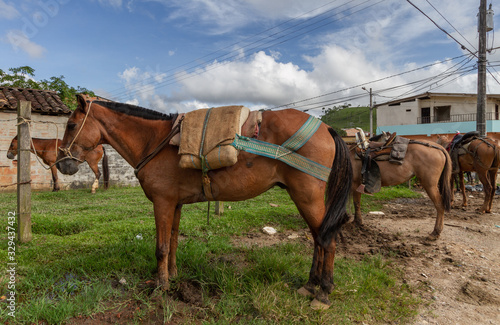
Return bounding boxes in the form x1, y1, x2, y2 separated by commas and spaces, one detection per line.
287, 184, 337, 308
421, 182, 444, 240
352, 190, 363, 227
476, 170, 492, 213
459, 172, 467, 209
486, 169, 498, 213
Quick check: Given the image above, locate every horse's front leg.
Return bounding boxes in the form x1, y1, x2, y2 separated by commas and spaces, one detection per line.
50, 165, 60, 191
88, 164, 101, 194
153, 199, 176, 290
168, 204, 182, 279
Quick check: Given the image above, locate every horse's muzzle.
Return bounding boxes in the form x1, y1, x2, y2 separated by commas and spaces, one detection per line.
7, 152, 15, 160
56, 159, 80, 175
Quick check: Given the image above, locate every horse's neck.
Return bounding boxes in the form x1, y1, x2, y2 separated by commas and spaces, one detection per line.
98, 113, 172, 167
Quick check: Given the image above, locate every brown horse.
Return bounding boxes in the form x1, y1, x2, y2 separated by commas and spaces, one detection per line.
350, 138, 453, 240
56, 94, 352, 309
436, 135, 500, 213
7, 136, 109, 193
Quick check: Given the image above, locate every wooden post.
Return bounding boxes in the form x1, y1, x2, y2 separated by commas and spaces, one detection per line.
215, 201, 224, 216
17, 100, 32, 243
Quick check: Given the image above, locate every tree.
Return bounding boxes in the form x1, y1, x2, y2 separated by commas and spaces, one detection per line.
0, 66, 95, 110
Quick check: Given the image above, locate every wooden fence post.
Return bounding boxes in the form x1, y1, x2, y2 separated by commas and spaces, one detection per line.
215, 201, 224, 216
17, 100, 32, 243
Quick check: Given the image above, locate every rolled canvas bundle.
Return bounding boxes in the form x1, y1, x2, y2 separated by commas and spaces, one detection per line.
178, 105, 250, 170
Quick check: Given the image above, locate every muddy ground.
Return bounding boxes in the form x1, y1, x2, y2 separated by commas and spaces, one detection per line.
71, 190, 499, 324
340, 190, 500, 325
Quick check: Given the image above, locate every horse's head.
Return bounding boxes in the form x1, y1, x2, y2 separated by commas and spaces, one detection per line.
56, 94, 102, 175
435, 135, 449, 147
6, 136, 18, 160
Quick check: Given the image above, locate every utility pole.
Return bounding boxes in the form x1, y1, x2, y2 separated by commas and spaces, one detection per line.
477, 0, 487, 137
362, 87, 373, 136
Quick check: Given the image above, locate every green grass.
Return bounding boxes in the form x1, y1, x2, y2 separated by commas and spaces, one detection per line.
321, 106, 377, 133
0, 186, 421, 324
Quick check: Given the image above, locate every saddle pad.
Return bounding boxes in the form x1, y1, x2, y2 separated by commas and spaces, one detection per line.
178, 106, 250, 170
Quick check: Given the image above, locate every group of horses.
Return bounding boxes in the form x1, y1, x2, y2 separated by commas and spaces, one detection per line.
9, 94, 499, 309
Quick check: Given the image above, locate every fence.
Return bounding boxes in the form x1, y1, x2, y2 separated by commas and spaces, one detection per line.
417, 112, 497, 124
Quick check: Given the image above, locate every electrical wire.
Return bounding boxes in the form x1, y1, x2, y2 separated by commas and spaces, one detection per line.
406, 0, 477, 58
108, 0, 385, 102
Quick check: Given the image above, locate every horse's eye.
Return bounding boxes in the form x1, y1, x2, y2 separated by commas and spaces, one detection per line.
67, 123, 77, 131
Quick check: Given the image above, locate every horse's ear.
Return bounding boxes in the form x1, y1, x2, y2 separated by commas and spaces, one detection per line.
76, 94, 88, 112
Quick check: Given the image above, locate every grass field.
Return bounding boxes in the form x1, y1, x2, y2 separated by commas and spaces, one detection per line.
0, 185, 421, 324
320, 106, 376, 134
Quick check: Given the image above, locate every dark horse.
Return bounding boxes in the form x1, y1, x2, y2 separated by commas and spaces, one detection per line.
350, 138, 453, 240
56, 94, 352, 309
437, 135, 500, 213
7, 136, 109, 193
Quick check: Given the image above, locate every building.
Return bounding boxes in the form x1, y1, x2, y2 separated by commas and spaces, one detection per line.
0, 87, 138, 192
375, 92, 500, 142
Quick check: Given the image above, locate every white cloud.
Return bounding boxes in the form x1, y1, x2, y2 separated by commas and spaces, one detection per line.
118, 66, 172, 111
5, 30, 46, 58
172, 51, 319, 107
0, 0, 19, 19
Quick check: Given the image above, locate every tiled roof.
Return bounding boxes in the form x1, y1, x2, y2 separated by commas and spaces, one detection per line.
0, 87, 71, 115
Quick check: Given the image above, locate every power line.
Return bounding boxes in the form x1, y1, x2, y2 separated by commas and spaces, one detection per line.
425, 0, 477, 52
109, 0, 385, 102
406, 0, 477, 58
104, 0, 346, 99
269, 54, 471, 110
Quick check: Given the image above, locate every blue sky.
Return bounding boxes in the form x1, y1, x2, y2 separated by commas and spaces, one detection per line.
1, 0, 499, 114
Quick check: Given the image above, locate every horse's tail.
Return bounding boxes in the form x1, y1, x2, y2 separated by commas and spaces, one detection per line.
102, 146, 110, 190
318, 127, 353, 247
438, 146, 452, 212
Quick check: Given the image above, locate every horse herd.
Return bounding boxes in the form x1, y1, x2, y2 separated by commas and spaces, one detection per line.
7, 94, 500, 309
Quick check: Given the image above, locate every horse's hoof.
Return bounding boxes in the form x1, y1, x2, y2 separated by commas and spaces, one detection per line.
155, 278, 170, 291
426, 234, 439, 241
297, 286, 315, 297
310, 298, 330, 310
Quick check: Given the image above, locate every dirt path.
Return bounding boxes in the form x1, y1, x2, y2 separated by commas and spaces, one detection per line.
341, 190, 500, 325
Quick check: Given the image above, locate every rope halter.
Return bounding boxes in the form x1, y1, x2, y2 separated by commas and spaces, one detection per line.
56, 101, 93, 164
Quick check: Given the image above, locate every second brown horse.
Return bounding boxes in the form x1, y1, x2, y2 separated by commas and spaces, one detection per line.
7, 136, 109, 192
350, 138, 453, 240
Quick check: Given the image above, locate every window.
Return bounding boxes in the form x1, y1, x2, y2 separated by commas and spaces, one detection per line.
434, 105, 451, 122
421, 107, 430, 124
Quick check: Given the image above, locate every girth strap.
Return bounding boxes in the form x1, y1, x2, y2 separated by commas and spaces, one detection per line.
232, 116, 331, 181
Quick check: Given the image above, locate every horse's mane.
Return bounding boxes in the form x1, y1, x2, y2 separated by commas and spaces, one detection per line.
94, 100, 176, 121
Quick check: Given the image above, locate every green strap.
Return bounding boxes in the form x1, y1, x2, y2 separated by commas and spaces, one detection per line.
232, 116, 331, 181
199, 108, 213, 173
281, 116, 322, 151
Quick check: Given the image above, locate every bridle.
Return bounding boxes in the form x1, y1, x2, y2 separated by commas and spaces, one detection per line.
57, 101, 94, 164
